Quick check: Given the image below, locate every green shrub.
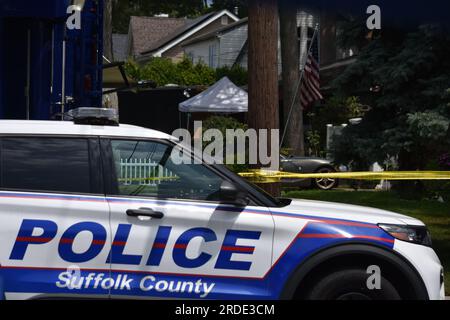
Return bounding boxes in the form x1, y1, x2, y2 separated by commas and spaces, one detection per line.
125, 58, 248, 87
215, 65, 248, 86
202, 116, 249, 173
125, 57, 216, 87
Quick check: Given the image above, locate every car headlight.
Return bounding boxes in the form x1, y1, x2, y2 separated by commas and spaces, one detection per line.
378, 224, 432, 247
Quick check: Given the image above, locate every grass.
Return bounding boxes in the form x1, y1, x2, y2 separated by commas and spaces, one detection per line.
283, 189, 450, 295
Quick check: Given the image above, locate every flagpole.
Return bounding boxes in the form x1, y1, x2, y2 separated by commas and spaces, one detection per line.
280, 23, 319, 148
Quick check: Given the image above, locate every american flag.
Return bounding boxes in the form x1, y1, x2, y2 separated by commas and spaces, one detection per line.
299, 53, 323, 110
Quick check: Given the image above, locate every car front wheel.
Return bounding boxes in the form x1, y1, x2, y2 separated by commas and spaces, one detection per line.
305, 269, 401, 300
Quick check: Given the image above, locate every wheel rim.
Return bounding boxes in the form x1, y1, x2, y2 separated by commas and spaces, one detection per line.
315, 168, 336, 190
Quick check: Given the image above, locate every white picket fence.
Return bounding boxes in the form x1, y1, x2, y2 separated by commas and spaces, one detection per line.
119, 158, 176, 186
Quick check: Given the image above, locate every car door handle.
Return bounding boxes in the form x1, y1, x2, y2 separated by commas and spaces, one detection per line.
126, 208, 164, 219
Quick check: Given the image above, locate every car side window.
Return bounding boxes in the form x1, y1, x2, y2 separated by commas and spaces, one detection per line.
110, 140, 224, 201
0, 137, 92, 194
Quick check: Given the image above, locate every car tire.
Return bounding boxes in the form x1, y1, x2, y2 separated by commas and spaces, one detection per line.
305, 268, 401, 300
313, 166, 338, 190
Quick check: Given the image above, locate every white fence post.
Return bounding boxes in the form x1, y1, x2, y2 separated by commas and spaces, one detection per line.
119, 158, 174, 186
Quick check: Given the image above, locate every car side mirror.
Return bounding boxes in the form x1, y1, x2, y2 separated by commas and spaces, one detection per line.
219, 181, 249, 207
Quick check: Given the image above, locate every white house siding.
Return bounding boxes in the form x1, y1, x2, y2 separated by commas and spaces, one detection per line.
185, 38, 220, 68
297, 11, 319, 68
237, 48, 248, 70
217, 24, 248, 68
184, 10, 318, 71
234, 11, 318, 74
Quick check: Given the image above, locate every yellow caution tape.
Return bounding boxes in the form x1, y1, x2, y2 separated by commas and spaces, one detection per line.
117, 171, 450, 184
118, 176, 179, 183
238, 170, 450, 183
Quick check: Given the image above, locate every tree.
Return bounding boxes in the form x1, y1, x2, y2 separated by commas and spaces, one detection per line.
331, 23, 450, 195
279, 0, 304, 156
103, 0, 118, 110
103, 0, 113, 60
210, 0, 248, 17
247, 0, 280, 196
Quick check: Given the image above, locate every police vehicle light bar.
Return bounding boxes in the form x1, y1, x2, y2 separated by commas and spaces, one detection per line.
67, 107, 119, 126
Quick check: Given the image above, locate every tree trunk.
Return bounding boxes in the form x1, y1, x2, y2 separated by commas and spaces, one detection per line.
103, 0, 113, 60
102, 0, 119, 110
279, 0, 304, 156
248, 0, 280, 196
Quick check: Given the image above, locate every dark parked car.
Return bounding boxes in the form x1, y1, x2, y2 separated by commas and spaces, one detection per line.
280, 155, 338, 190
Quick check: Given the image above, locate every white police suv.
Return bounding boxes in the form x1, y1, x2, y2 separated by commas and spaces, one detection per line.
0, 109, 444, 300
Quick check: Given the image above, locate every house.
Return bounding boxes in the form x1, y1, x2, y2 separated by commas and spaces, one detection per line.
182, 18, 248, 68
112, 33, 128, 61
181, 10, 357, 82
125, 10, 239, 64
181, 11, 321, 72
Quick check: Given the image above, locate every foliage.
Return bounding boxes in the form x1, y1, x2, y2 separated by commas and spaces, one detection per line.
335, 17, 379, 54
422, 154, 450, 202
280, 148, 292, 157
330, 25, 450, 173
209, 0, 248, 18
112, 0, 207, 33
125, 57, 248, 87
331, 122, 378, 170
201, 116, 249, 173
305, 130, 321, 157
125, 57, 216, 87
308, 95, 365, 157
202, 115, 248, 135
439, 153, 450, 169
346, 96, 366, 118
215, 65, 248, 86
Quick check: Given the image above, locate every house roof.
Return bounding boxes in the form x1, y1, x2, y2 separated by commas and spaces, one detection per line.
182, 17, 248, 47
138, 10, 239, 58
140, 12, 216, 54
112, 33, 128, 61
128, 15, 187, 57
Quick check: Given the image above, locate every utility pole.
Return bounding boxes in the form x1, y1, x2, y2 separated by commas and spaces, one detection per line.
247, 0, 280, 196
279, 0, 305, 156
103, 0, 118, 110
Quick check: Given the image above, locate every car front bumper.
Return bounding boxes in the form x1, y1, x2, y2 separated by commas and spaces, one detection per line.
394, 240, 445, 300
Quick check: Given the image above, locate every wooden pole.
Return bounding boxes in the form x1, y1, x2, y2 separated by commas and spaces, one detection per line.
248, 0, 280, 196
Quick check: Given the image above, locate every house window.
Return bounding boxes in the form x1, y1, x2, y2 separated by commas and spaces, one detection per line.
221, 15, 228, 25
209, 44, 217, 68
186, 52, 194, 63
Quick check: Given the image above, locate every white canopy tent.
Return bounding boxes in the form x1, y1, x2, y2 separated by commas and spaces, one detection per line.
179, 77, 248, 113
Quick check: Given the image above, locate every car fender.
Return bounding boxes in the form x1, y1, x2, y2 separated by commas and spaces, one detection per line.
279, 242, 429, 300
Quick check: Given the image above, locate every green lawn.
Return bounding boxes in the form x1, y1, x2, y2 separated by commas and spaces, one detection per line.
283, 189, 450, 295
